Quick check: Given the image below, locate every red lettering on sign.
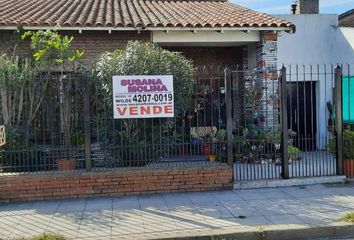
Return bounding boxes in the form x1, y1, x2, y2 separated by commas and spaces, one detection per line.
164, 105, 173, 114
130, 107, 138, 115
153, 106, 163, 114
117, 107, 127, 115
141, 106, 151, 114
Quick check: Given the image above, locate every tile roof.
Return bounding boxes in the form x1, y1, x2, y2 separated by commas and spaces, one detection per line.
0, 0, 294, 30
339, 9, 354, 27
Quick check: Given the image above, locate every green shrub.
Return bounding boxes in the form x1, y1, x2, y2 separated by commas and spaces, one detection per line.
328, 129, 354, 160
96, 41, 195, 114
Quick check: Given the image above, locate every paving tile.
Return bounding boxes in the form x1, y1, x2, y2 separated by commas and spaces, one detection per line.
56, 199, 86, 213
212, 192, 244, 202
112, 197, 140, 211
197, 206, 234, 219
32, 201, 60, 214
280, 188, 316, 198
202, 216, 241, 228
224, 205, 262, 218
305, 188, 338, 197
266, 214, 306, 225
85, 198, 112, 212
0, 202, 34, 216
0, 215, 22, 239
111, 217, 145, 235
237, 215, 273, 226
239, 192, 269, 200
294, 212, 336, 226
186, 192, 217, 204
141, 210, 179, 233
263, 190, 293, 199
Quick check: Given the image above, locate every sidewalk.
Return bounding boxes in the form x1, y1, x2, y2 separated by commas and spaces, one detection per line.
0, 183, 354, 240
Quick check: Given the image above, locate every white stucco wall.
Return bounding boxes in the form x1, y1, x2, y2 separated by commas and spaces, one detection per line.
276, 14, 354, 149
277, 14, 354, 65
153, 30, 260, 46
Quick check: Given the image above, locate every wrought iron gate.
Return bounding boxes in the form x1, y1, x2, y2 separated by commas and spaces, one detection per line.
225, 64, 348, 181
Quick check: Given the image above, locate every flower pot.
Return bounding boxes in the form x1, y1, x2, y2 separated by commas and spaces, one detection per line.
343, 160, 354, 178
208, 155, 216, 162
201, 144, 211, 156
57, 159, 76, 171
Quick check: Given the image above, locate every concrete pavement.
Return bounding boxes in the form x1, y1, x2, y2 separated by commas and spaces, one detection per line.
0, 183, 354, 240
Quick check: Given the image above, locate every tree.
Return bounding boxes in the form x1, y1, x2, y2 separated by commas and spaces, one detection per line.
22, 29, 84, 160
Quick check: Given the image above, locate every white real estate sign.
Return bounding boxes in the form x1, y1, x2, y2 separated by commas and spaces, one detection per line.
113, 75, 174, 119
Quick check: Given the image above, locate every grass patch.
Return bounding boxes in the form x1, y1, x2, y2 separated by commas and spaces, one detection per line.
16, 233, 68, 240
341, 212, 354, 223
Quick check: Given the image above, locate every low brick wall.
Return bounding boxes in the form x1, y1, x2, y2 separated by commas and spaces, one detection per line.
0, 165, 233, 203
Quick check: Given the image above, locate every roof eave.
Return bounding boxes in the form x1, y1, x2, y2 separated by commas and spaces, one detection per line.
0, 25, 295, 33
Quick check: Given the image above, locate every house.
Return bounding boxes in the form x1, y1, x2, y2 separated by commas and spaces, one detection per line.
275, 0, 354, 150
0, 0, 294, 69
0, 0, 296, 136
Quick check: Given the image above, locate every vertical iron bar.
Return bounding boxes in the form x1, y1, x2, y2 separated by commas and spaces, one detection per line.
335, 66, 343, 175
225, 67, 233, 167
82, 70, 92, 170
280, 66, 289, 179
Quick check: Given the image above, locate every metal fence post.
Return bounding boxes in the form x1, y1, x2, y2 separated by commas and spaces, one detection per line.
335, 65, 343, 175
83, 70, 92, 170
280, 66, 289, 179
224, 67, 233, 167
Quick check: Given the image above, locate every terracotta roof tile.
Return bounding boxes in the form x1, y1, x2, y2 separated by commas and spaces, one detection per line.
0, 0, 295, 29
339, 9, 354, 27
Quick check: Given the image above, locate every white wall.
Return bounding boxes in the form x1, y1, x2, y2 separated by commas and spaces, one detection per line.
153, 30, 260, 46
277, 14, 354, 65
276, 14, 354, 149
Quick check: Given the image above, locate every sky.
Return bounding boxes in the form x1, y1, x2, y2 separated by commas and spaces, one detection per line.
232, 0, 353, 15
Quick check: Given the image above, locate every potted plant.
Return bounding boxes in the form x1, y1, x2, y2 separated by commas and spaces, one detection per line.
288, 145, 300, 163
173, 132, 187, 156
201, 134, 212, 156
216, 129, 227, 143
327, 101, 335, 132
208, 154, 216, 162
343, 129, 354, 177
328, 129, 354, 177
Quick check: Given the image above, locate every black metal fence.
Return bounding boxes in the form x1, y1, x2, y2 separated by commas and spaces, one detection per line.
228, 64, 353, 180
0, 66, 230, 173
0, 63, 352, 181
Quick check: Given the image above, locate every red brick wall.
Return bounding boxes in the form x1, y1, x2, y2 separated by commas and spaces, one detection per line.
70, 31, 151, 61
0, 30, 243, 67
0, 30, 151, 61
0, 166, 233, 203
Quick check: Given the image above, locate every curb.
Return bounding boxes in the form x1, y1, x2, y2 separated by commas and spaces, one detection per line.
149, 223, 354, 240
233, 176, 347, 189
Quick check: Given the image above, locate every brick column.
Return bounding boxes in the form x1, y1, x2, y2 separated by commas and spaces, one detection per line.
255, 31, 279, 130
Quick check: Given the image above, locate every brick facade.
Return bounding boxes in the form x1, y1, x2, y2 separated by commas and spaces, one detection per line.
0, 30, 242, 67
0, 30, 151, 61
70, 31, 151, 61
0, 166, 233, 203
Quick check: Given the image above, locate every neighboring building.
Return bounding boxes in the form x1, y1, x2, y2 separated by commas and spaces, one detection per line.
276, 0, 354, 149
339, 9, 354, 27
